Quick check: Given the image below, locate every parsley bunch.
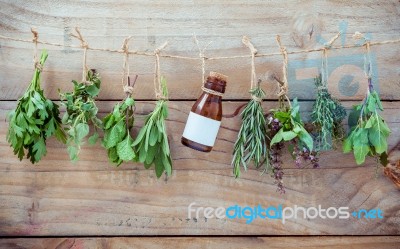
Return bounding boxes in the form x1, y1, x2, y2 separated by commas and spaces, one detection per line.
7, 50, 66, 163
232, 85, 269, 178
59, 69, 102, 161
343, 78, 390, 165
133, 77, 172, 178
311, 74, 346, 150
102, 97, 136, 166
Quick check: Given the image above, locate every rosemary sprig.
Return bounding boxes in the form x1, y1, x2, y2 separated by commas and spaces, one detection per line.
232, 84, 269, 178
311, 74, 346, 150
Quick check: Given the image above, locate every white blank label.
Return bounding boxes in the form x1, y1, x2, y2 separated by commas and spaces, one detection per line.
182, 112, 221, 147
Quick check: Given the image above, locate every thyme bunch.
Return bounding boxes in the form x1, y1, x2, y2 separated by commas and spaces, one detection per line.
311, 74, 346, 150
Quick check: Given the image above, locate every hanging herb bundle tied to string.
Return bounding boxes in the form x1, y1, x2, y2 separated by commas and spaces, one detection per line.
133, 43, 172, 178
311, 34, 346, 151
102, 37, 137, 166
59, 28, 102, 161
343, 34, 390, 166
7, 31, 66, 163
232, 36, 270, 178
265, 36, 317, 193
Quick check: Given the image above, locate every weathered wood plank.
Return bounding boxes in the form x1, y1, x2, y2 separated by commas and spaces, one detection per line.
0, 101, 399, 172
0, 167, 399, 236
0, 0, 399, 100
1, 236, 400, 249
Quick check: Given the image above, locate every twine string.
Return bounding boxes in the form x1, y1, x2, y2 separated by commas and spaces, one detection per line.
320, 32, 341, 90
353, 32, 374, 92
0, 33, 399, 60
193, 34, 212, 84
121, 36, 134, 96
154, 41, 168, 99
275, 35, 291, 106
70, 27, 89, 83
242, 36, 262, 102
31, 28, 43, 72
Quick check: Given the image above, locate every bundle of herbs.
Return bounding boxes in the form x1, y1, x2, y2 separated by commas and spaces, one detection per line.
7, 50, 66, 163
265, 36, 317, 193
343, 77, 390, 165
311, 74, 346, 150
102, 76, 137, 166
232, 82, 269, 178
133, 77, 172, 178
59, 69, 102, 161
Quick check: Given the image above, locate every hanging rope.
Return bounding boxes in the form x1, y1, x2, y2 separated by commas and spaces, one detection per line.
320, 32, 341, 90
154, 41, 168, 100
193, 34, 212, 84
1, 33, 399, 60
121, 36, 134, 96
70, 27, 89, 83
31, 28, 42, 72
242, 36, 262, 102
275, 35, 291, 106
353, 32, 374, 92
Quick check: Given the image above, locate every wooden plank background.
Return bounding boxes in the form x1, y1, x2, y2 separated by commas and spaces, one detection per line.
0, 0, 399, 247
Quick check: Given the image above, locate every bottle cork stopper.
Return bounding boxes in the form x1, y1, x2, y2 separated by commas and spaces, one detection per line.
209, 71, 228, 82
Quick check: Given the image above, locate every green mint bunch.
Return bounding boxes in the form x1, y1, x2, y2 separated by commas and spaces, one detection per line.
311, 74, 346, 150
133, 77, 172, 178
343, 79, 390, 165
232, 86, 269, 178
270, 98, 313, 151
7, 50, 66, 163
59, 69, 102, 161
102, 97, 136, 166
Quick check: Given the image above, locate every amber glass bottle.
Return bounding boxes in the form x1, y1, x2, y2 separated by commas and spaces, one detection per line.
181, 72, 227, 152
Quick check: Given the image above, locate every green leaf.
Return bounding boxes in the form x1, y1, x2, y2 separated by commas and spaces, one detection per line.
364, 116, 376, 129
282, 131, 297, 141
354, 144, 370, 165
32, 138, 47, 162
368, 126, 387, 154
76, 123, 90, 142
154, 155, 164, 178
88, 133, 99, 145
379, 152, 389, 166
298, 127, 313, 151
117, 135, 135, 161
124, 97, 134, 107
343, 135, 353, 153
270, 129, 283, 146
86, 84, 100, 97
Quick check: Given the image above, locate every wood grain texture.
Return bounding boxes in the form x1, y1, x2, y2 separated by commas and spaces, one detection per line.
0, 167, 399, 236
1, 236, 400, 249
1, 101, 399, 172
1, 0, 400, 240
0, 0, 399, 100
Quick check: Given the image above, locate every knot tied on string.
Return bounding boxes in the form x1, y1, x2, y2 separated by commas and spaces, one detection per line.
71, 27, 90, 83
275, 35, 291, 107
31, 28, 43, 72
242, 36, 261, 102
352, 31, 374, 92
193, 34, 212, 84
120, 36, 134, 96
154, 41, 169, 100
321, 32, 341, 89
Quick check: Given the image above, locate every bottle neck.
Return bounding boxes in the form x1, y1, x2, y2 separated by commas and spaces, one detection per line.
203, 79, 226, 95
